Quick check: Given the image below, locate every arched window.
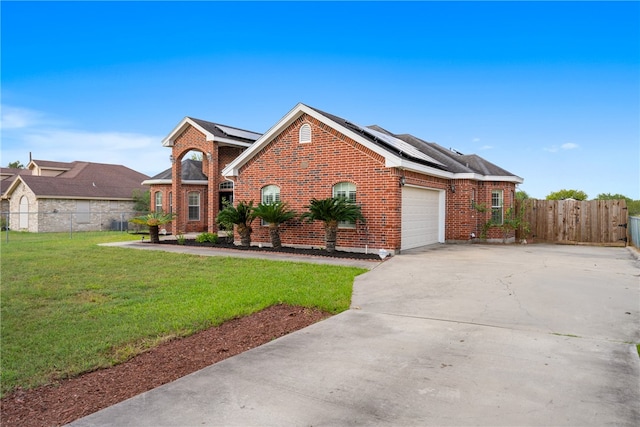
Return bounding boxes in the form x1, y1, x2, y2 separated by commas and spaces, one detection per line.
333, 182, 357, 228
261, 185, 281, 204
188, 192, 200, 221
155, 191, 163, 212
333, 182, 356, 202
299, 124, 311, 144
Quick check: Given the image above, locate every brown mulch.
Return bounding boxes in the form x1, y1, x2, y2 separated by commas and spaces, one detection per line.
1, 304, 331, 427
156, 239, 384, 261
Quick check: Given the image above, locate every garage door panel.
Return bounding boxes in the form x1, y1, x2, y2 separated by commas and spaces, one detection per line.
401, 187, 441, 250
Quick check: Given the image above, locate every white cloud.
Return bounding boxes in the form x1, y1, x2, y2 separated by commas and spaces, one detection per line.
561, 142, 579, 150
544, 143, 579, 153
0, 106, 45, 130
472, 137, 481, 143
0, 105, 168, 176
479, 145, 493, 150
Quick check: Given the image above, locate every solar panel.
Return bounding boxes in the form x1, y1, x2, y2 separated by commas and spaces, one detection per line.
215, 124, 262, 141
348, 122, 444, 167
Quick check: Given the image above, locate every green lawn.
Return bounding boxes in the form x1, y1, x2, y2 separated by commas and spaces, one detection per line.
0, 231, 367, 396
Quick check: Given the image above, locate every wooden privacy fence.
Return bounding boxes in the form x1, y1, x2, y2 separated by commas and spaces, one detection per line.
516, 199, 628, 246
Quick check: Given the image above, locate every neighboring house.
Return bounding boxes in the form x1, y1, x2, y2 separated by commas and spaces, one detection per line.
144, 117, 261, 234
152, 103, 523, 252
0, 159, 149, 232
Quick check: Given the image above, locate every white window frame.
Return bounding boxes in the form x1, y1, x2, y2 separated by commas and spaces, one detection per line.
168, 192, 173, 214
491, 190, 504, 225
261, 185, 281, 226
299, 123, 311, 144
261, 185, 281, 204
155, 191, 163, 213
333, 182, 357, 229
188, 192, 200, 221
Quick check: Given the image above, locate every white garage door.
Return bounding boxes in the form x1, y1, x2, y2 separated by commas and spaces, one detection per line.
401, 186, 443, 250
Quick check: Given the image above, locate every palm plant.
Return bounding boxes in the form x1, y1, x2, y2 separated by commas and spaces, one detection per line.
130, 211, 176, 243
252, 201, 297, 249
216, 200, 256, 247
301, 197, 364, 252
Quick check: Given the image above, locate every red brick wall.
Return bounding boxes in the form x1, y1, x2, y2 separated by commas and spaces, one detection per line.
448, 180, 517, 241
445, 179, 476, 241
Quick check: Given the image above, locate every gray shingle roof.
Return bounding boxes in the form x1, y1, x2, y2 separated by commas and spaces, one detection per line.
306, 107, 446, 171
308, 105, 519, 178
147, 159, 207, 181
188, 118, 262, 143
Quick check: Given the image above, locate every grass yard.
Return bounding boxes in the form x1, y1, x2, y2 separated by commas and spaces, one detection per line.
0, 231, 367, 397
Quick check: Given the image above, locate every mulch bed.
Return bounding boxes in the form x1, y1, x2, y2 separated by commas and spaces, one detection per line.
156, 238, 385, 261
1, 305, 331, 427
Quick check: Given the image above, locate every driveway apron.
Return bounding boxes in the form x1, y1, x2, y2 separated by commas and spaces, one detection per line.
70, 245, 640, 426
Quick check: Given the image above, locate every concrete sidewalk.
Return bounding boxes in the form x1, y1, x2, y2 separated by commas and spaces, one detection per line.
71, 244, 640, 426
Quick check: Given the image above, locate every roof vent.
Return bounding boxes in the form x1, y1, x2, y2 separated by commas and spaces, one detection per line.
450, 148, 464, 155
299, 124, 311, 144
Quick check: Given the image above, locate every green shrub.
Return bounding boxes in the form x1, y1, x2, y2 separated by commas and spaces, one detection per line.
195, 232, 218, 244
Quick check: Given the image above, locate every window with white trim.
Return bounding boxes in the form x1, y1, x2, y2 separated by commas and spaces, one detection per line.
299, 124, 311, 144
491, 190, 503, 225
333, 182, 357, 228
261, 185, 281, 226
188, 192, 200, 221
261, 185, 281, 204
168, 192, 173, 214
219, 181, 234, 190
155, 191, 163, 213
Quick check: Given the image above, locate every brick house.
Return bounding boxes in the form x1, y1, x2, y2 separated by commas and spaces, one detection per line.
222, 103, 523, 252
1, 159, 149, 232
145, 117, 261, 234
151, 103, 523, 252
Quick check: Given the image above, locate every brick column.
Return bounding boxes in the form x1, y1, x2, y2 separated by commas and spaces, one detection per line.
171, 153, 183, 235
207, 148, 217, 233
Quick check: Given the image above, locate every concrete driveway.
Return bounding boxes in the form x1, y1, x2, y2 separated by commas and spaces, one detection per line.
70, 244, 640, 426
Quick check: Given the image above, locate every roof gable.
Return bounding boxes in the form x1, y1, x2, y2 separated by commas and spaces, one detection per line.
161, 117, 261, 148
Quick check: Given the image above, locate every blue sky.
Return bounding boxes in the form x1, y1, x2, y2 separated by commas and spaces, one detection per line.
2, 1, 638, 199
